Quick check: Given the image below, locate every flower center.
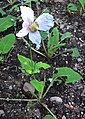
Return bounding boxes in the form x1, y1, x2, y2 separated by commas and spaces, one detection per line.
29, 22, 39, 32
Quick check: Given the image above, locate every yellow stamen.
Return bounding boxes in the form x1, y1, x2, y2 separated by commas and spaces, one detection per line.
29, 22, 39, 32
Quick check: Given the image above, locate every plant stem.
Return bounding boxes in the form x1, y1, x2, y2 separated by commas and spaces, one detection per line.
29, 1, 31, 8
43, 80, 53, 98
39, 73, 46, 99
41, 103, 57, 119
23, 38, 46, 58
0, 98, 37, 102
43, 77, 58, 98
36, 3, 39, 16
29, 41, 33, 61
42, 40, 48, 57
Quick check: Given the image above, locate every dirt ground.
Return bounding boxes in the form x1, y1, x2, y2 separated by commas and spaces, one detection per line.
0, 0, 85, 119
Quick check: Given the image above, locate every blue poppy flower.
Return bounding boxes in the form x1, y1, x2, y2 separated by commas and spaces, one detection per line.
16, 6, 54, 49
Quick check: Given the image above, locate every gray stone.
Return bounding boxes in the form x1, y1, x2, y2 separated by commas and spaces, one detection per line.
62, 115, 66, 119
77, 58, 82, 62
23, 82, 35, 93
9, 85, 12, 90
50, 96, 63, 103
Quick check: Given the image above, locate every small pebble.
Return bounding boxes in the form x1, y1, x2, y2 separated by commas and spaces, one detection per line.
67, 25, 70, 29
66, 61, 68, 64
48, 78, 53, 82
50, 96, 63, 103
62, 115, 66, 119
77, 58, 82, 62
9, 85, 12, 90
23, 82, 35, 93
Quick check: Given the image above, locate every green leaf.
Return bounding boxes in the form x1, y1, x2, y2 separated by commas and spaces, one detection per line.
47, 27, 60, 57
0, 8, 6, 16
34, 62, 50, 74
48, 27, 59, 49
52, 27, 59, 44
35, 62, 50, 70
43, 115, 55, 119
72, 48, 80, 57
60, 32, 72, 41
0, 34, 16, 54
55, 67, 82, 83
0, 15, 16, 32
67, 3, 78, 11
18, 54, 35, 74
30, 79, 44, 92
79, 0, 85, 9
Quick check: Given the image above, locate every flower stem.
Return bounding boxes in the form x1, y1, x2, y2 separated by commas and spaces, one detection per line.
23, 38, 46, 58
42, 40, 48, 57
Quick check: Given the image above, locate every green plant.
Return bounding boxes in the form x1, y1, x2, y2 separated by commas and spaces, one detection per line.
0, 1, 83, 118
67, 0, 85, 14
18, 54, 82, 118
18, 54, 56, 118
18, 54, 50, 75
42, 27, 72, 58
0, 34, 16, 62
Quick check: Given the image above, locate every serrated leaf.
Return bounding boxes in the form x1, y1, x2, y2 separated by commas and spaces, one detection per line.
0, 34, 16, 54
0, 8, 6, 16
72, 48, 80, 57
60, 32, 72, 41
0, 15, 16, 32
30, 79, 44, 92
67, 3, 78, 11
43, 115, 55, 119
55, 67, 82, 83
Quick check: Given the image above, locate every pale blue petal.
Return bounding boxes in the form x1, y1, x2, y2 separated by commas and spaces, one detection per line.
16, 22, 29, 37
35, 13, 54, 31
29, 31, 41, 49
16, 28, 29, 37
